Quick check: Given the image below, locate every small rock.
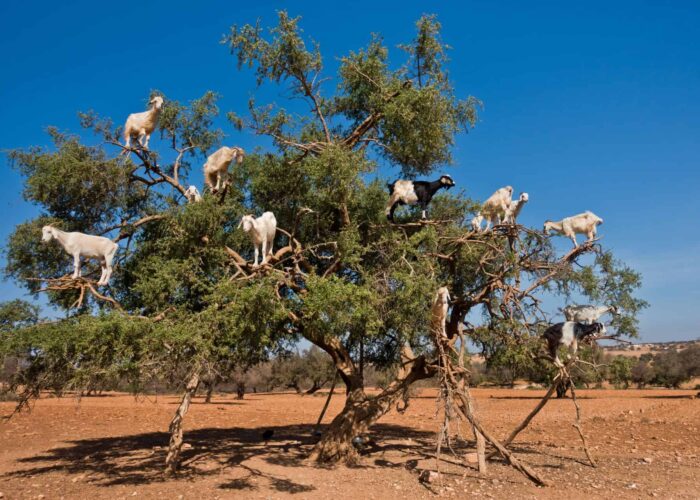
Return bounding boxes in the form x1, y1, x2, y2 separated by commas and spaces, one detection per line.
0, 492, 4, 498
643, 457, 653, 464
182, 443, 193, 450
419, 470, 439, 484
627, 483, 638, 489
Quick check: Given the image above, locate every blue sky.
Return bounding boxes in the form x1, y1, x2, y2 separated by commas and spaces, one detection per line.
1, 1, 698, 341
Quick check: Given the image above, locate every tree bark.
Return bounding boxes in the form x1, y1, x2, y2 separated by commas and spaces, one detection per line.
204, 381, 214, 403
309, 346, 434, 463
164, 370, 201, 476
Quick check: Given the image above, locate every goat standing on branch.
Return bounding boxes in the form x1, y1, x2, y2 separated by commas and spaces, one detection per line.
203, 146, 244, 193
238, 212, 277, 267
504, 192, 529, 224
124, 96, 164, 149
41, 226, 119, 286
543, 322, 605, 367
385, 175, 455, 222
564, 304, 617, 324
476, 185, 513, 231
430, 287, 451, 339
543, 211, 603, 248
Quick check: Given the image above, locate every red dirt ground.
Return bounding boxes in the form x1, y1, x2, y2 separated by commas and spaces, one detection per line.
1, 388, 698, 499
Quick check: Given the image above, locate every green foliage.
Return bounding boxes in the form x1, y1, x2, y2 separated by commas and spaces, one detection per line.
607, 355, 634, 388
8, 128, 144, 229
0, 300, 39, 331
650, 345, 700, 388
159, 90, 224, 156
631, 357, 654, 388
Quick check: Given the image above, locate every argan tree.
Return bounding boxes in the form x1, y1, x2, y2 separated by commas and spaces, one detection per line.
1, 11, 645, 476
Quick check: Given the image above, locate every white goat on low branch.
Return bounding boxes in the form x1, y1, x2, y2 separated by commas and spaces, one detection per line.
124, 96, 164, 149
41, 226, 119, 286
203, 146, 244, 193
238, 212, 277, 267
430, 287, 451, 339
543, 211, 603, 247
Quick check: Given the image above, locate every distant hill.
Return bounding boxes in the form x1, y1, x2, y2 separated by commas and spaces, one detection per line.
601, 339, 700, 358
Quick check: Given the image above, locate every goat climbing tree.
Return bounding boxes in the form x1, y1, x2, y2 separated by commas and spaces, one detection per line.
2, 11, 645, 480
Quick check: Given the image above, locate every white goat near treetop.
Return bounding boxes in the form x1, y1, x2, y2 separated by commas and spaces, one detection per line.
238, 212, 277, 267
41, 226, 119, 286
478, 186, 513, 231
203, 146, 245, 192
563, 304, 617, 324
543, 211, 603, 248
124, 96, 164, 149
504, 192, 529, 224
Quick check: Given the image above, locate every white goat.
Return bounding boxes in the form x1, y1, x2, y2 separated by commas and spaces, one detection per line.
124, 96, 164, 149
238, 212, 277, 266
470, 214, 484, 232
479, 186, 513, 231
430, 287, 451, 338
563, 304, 617, 324
184, 185, 202, 203
504, 192, 529, 224
543, 211, 603, 247
203, 146, 245, 192
41, 226, 119, 286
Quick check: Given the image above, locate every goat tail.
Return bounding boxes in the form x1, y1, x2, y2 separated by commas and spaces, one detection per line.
386, 181, 396, 194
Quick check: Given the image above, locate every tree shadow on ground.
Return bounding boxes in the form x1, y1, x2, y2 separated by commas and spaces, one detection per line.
640, 394, 696, 399
4, 423, 435, 490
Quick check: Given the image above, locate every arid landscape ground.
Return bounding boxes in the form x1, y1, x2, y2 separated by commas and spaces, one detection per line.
1, 388, 698, 499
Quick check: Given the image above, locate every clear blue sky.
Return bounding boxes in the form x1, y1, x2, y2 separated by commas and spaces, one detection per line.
1, 1, 698, 342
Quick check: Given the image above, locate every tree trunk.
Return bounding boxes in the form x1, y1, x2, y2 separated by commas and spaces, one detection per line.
165, 370, 200, 476
305, 380, 322, 395
309, 388, 399, 463
204, 381, 214, 403
309, 347, 433, 463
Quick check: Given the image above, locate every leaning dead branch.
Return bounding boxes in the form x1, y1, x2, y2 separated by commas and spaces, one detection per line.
433, 327, 546, 486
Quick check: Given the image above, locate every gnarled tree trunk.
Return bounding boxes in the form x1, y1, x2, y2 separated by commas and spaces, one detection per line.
309, 344, 434, 463
164, 370, 201, 475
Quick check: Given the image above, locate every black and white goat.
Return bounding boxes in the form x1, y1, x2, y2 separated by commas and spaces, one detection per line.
385, 175, 455, 222
542, 321, 606, 367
